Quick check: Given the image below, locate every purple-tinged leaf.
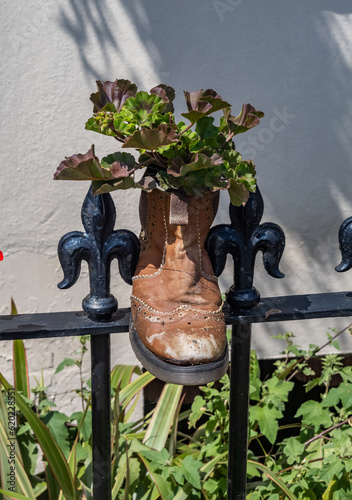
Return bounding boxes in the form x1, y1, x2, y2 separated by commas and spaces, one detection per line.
123, 124, 179, 151
90, 79, 137, 113
92, 176, 137, 195
54, 147, 104, 181
136, 175, 158, 191
180, 153, 223, 176
150, 84, 175, 113
224, 104, 264, 135
166, 157, 185, 177
182, 89, 231, 124
233, 103, 264, 127
101, 152, 137, 178
54, 147, 136, 182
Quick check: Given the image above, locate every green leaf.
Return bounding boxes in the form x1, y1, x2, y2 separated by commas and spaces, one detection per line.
265, 377, 294, 409
322, 473, 352, 499
189, 396, 206, 428
228, 178, 249, 206
235, 160, 257, 192
195, 116, 218, 140
319, 457, 345, 482
54, 358, 76, 374
42, 411, 71, 459
139, 448, 170, 466
122, 91, 165, 121
173, 453, 227, 500
321, 387, 341, 407
85, 116, 116, 137
249, 404, 283, 444
174, 455, 202, 490
338, 382, 352, 409
283, 437, 305, 464
112, 459, 127, 500
295, 401, 333, 432
112, 116, 137, 136
143, 384, 183, 451
137, 454, 172, 499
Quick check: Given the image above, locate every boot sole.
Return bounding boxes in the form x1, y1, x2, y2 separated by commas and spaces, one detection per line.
129, 319, 229, 386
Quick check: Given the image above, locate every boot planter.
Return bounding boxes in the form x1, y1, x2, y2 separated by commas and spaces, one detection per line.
130, 189, 228, 385
55, 79, 265, 383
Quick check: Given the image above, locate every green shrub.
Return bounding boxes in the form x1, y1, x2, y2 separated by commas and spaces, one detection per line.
0, 325, 352, 499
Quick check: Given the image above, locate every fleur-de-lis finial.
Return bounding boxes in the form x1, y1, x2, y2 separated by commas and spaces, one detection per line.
206, 187, 285, 309
336, 216, 352, 273
58, 185, 140, 320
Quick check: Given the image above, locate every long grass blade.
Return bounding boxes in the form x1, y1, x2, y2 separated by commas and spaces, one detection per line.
0, 374, 76, 500
111, 365, 141, 392
0, 489, 35, 500
0, 387, 36, 499
169, 394, 185, 457
143, 384, 183, 451
0, 420, 36, 499
119, 371, 155, 410
247, 459, 298, 500
45, 463, 61, 500
10, 299, 18, 316
13, 340, 30, 398
11, 299, 30, 399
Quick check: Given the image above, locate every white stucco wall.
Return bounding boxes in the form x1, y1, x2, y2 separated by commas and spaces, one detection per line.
1, 0, 352, 411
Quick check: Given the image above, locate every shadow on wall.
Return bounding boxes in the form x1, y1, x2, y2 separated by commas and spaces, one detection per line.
57, 1, 352, 301
57, 0, 164, 85
58, 0, 118, 80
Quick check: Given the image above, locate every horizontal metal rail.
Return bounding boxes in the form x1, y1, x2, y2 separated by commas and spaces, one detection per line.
1, 291, 352, 341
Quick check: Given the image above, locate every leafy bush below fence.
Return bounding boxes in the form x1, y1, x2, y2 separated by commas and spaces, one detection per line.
0, 325, 352, 499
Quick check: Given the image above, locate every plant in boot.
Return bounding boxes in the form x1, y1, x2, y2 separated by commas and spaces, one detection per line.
54, 79, 264, 385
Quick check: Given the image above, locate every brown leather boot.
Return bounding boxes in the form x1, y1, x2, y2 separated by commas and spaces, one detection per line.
129, 189, 228, 385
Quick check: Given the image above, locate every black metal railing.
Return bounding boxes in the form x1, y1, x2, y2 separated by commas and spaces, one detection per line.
1, 186, 352, 500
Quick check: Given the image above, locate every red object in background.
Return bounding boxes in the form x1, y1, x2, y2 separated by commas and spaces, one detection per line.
0, 251, 3, 261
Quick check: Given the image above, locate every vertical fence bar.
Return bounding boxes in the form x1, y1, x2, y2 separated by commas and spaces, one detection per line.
227, 323, 252, 499
91, 333, 112, 500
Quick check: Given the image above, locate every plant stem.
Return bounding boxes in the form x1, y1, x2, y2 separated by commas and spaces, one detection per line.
304, 416, 352, 447
287, 323, 352, 382
219, 131, 235, 148
179, 122, 194, 135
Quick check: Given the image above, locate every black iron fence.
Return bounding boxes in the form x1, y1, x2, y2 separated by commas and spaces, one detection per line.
1, 186, 352, 499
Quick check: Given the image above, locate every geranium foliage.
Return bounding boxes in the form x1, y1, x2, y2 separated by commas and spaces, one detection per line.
54, 79, 264, 205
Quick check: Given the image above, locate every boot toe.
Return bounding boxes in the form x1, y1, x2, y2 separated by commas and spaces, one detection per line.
142, 323, 226, 365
